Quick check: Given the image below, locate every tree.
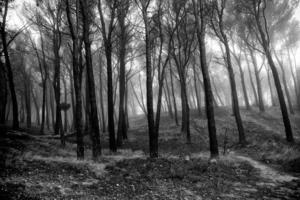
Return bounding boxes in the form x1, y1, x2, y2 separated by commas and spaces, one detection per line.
116, 0, 131, 147
234, 0, 295, 142
193, 0, 219, 157
136, 0, 157, 157
0, 0, 19, 129
169, 0, 196, 144
98, 0, 117, 151
66, 0, 85, 159
80, 0, 102, 159
210, 0, 246, 145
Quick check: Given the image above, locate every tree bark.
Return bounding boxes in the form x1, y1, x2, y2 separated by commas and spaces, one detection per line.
274, 52, 294, 115
267, 67, 276, 106
249, 48, 264, 112
170, 64, 179, 125
141, 2, 157, 158
245, 52, 258, 106
232, 51, 250, 110
194, 0, 219, 157
0, 1, 19, 129
192, 62, 202, 116
80, 0, 102, 159
254, 7, 294, 142
0, 60, 7, 124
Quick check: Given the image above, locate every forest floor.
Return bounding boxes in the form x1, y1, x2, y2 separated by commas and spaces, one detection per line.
1, 107, 300, 199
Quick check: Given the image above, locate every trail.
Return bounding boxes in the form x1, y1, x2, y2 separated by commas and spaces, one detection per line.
229, 152, 298, 183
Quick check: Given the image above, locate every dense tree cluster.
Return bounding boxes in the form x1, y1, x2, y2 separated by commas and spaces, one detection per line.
0, 0, 299, 159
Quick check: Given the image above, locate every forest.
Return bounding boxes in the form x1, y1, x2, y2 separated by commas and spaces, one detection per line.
1, 0, 300, 199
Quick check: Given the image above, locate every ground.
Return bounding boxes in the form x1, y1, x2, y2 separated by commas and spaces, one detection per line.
1, 107, 300, 199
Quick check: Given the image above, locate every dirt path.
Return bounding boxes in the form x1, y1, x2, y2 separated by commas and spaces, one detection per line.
229, 152, 298, 183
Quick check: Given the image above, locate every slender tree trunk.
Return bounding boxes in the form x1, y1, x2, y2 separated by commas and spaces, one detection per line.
274, 53, 294, 115
50, 83, 55, 130
193, 63, 202, 116
46, 83, 50, 130
245, 52, 258, 106
40, 78, 46, 133
117, 9, 127, 147
211, 77, 224, 106
31, 88, 40, 126
249, 48, 264, 112
1, 20, 19, 129
178, 76, 191, 143
194, 0, 219, 156
66, 0, 85, 158
287, 49, 298, 109
5, 99, 10, 122
170, 64, 179, 125
80, 0, 102, 159
69, 68, 76, 130
255, 12, 294, 142
221, 35, 246, 145
20, 95, 25, 124
105, 45, 117, 151
124, 78, 129, 132
0, 60, 7, 124
233, 53, 250, 110
164, 84, 173, 118
63, 79, 68, 132
142, 5, 157, 158
24, 76, 31, 128
267, 67, 276, 106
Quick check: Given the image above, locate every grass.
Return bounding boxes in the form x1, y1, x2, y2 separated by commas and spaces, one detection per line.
1, 107, 300, 199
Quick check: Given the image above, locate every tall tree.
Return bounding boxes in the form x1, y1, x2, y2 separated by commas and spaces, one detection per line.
0, 0, 19, 129
80, 0, 102, 159
116, 0, 131, 147
210, 0, 246, 145
98, 0, 117, 152
66, 0, 85, 159
234, 0, 295, 142
193, 0, 219, 157
136, 0, 157, 157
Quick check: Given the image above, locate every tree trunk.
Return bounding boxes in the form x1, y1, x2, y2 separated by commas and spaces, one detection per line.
50, 82, 55, 130
222, 35, 246, 145
194, 0, 219, 157
211, 77, 224, 106
0, 60, 7, 124
267, 67, 276, 106
124, 79, 129, 133
46, 83, 50, 130
66, 0, 85, 158
192, 62, 202, 116
233, 52, 250, 110
245, 52, 258, 106
105, 45, 117, 151
274, 53, 294, 115
249, 48, 264, 112
142, 6, 157, 158
63, 79, 68, 132
40, 78, 46, 133
53, 31, 64, 146
164, 84, 173, 118
31, 88, 40, 126
178, 76, 191, 144
80, 0, 102, 159
287, 49, 298, 104
24, 76, 31, 128
116, 10, 127, 147
1, 21, 19, 129
255, 12, 294, 142
170, 64, 179, 125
